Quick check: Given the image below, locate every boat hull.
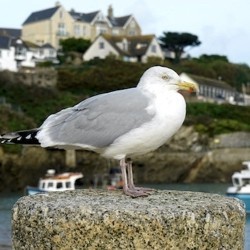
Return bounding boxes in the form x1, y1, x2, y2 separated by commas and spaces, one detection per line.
25, 186, 47, 195
227, 193, 250, 212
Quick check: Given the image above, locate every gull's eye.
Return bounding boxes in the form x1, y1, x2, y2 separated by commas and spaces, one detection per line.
161, 74, 169, 80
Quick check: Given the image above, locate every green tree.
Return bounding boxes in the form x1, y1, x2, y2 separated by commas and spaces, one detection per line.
198, 54, 229, 63
159, 32, 201, 63
60, 38, 91, 53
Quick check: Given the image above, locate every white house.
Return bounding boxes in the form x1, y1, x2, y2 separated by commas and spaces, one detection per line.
180, 72, 239, 104
0, 35, 58, 72
0, 36, 17, 71
83, 34, 164, 63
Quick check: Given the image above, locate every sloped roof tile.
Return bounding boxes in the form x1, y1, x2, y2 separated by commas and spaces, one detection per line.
188, 74, 235, 90
103, 35, 154, 57
23, 6, 60, 25
0, 28, 21, 38
69, 10, 99, 23
0, 35, 11, 49
107, 15, 131, 27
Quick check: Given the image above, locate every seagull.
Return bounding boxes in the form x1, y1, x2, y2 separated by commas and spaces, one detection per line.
0, 66, 198, 197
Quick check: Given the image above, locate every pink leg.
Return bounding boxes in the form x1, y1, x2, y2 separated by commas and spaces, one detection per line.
120, 158, 153, 198
127, 159, 154, 193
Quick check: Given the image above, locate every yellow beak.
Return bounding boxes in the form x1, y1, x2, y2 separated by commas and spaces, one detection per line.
178, 81, 199, 93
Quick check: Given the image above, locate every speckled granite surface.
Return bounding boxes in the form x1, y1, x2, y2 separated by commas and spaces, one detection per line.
12, 190, 245, 250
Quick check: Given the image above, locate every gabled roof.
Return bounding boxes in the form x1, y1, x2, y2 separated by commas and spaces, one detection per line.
186, 73, 235, 91
22, 40, 54, 50
23, 6, 60, 25
41, 43, 55, 49
128, 35, 154, 56
0, 35, 11, 49
107, 15, 131, 27
69, 10, 99, 23
103, 34, 155, 57
22, 40, 40, 49
0, 28, 21, 38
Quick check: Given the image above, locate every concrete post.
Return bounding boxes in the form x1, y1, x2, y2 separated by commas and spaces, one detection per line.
65, 149, 76, 168
12, 190, 245, 249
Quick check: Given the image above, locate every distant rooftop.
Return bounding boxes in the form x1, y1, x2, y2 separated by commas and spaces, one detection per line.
103, 34, 155, 57
0, 28, 21, 38
23, 6, 60, 25
69, 10, 100, 23
107, 15, 131, 27
187, 73, 235, 91
0, 35, 11, 49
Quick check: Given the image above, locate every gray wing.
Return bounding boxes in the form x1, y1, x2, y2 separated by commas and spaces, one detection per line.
38, 88, 154, 148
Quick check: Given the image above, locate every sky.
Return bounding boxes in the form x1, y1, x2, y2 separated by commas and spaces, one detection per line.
1, 0, 250, 65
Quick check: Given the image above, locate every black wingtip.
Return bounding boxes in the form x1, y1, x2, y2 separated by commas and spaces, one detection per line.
0, 129, 40, 145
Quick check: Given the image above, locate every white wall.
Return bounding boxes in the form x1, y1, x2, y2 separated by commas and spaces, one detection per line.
0, 47, 17, 71
83, 36, 119, 61
21, 51, 35, 68
143, 37, 164, 63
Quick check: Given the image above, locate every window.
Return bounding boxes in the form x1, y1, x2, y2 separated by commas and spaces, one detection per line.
99, 42, 105, 49
82, 26, 86, 36
58, 23, 66, 36
74, 25, 80, 36
128, 30, 136, 36
48, 182, 54, 188
59, 10, 63, 19
15, 46, 25, 56
151, 45, 156, 53
39, 49, 44, 56
56, 182, 63, 189
49, 49, 54, 57
0, 50, 2, 58
66, 182, 71, 188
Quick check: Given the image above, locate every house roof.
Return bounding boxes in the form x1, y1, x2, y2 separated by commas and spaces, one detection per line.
187, 73, 235, 91
107, 15, 131, 27
22, 40, 54, 50
69, 10, 99, 23
41, 43, 55, 49
23, 6, 60, 25
24, 40, 40, 49
0, 35, 11, 49
103, 34, 154, 57
0, 28, 21, 38
128, 35, 154, 56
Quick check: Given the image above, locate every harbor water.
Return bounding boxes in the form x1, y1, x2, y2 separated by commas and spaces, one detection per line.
0, 184, 249, 249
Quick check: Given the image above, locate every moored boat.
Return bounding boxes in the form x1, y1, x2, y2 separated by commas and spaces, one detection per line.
25, 169, 84, 195
227, 161, 250, 212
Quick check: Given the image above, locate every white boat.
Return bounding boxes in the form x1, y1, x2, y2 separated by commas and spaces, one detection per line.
227, 161, 250, 212
25, 169, 84, 195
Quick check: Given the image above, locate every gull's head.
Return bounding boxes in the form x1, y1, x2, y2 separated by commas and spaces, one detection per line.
138, 66, 198, 93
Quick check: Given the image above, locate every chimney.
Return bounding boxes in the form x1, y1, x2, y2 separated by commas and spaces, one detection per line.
108, 5, 114, 19
55, 1, 61, 7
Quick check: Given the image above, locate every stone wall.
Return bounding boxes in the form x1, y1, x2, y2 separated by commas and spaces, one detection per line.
0, 68, 57, 88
